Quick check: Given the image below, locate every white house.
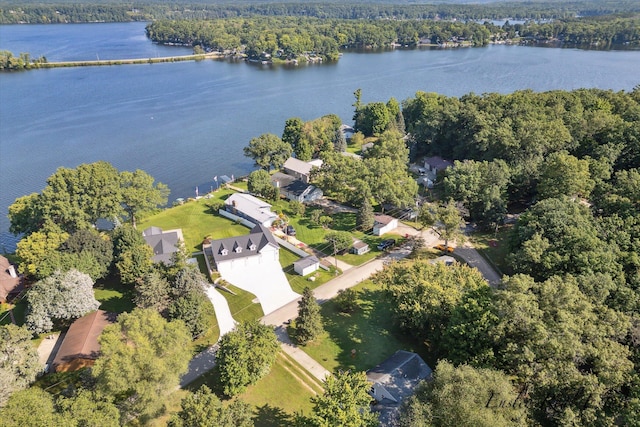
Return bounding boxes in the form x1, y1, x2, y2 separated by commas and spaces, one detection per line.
293, 256, 320, 276
222, 193, 278, 227
373, 214, 398, 236
350, 239, 370, 255
206, 224, 299, 314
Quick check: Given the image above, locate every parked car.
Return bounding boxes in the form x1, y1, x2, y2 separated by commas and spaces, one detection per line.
285, 225, 296, 236
377, 238, 395, 251
434, 244, 454, 253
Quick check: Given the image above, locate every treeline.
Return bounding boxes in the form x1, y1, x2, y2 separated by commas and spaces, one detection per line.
0, 50, 47, 70
147, 17, 499, 60
3, 1, 640, 24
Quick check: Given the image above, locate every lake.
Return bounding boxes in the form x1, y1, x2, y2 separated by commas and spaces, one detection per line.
1, 22, 639, 251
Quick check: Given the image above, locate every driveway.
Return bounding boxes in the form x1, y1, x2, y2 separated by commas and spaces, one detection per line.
453, 244, 502, 286
204, 285, 236, 337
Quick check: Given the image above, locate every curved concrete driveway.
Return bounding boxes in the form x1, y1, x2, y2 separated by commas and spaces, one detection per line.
204, 285, 237, 337
454, 243, 502, 286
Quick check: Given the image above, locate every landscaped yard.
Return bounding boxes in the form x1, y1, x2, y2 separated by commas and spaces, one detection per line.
185, 351, 321, 426
93, 277, 135, 314
217, 283, 264, 323
298, 280, 428, 373
279, 248, 335, 294
138, 188, 249, 252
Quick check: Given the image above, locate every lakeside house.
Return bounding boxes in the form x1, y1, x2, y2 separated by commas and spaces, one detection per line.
0, 255, 23, 303
205, 224, 299, 314
142, 226, 184, 264
271, 172, 323, 204
282, 157, 323, 184
221, 193, 278, 227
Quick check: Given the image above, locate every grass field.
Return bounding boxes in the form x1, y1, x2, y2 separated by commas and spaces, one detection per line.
299, 280, 428, 373
138, 189, 249, 252
186, 351, 321, 426
469, 225, 514, 276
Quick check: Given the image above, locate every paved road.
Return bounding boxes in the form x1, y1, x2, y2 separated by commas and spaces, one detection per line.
454, 244, 502, 286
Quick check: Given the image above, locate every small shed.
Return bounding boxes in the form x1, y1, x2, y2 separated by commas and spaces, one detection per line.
351, 240, 370, 255
373, 214, 398, 236
293, 256, 320, 276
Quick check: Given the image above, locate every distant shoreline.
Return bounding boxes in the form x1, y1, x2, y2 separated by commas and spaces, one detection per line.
38, 51, 223, 68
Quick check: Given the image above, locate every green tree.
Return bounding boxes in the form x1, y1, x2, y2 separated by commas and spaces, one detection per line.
59, 229, 113, 279
0, 325, 40, 407
295, 287, 324, 344
420, 200, 465, 251
216, 320, 279, 396
288, 200, 305, 217
357, 197, 375, 231
335, 288, 359, 313
7, 193, 43, 236
311, 370, 378, 427
112, 225, 153, 285
244, 133, 292, 171
397, 361, 529, 427
134, 270, 170, 312
169, 385, 253, 427
25, 269, 100, 334
15, 223, 69, 279
283, 117, 311, 161
57, 390, 120, 427
537, 151, 594, 200
0, 388, 63, 427
357, 102, 391, 136
334, 127, 347, 152
372, 260, 487, 342
93, 308, 191, 422
168, 292, 213, 339
248, 169, 278, 201
325, 230, 352, 254
120, 169, 169, 229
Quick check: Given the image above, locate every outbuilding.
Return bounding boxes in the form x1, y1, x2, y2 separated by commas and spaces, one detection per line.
293, 256, 320, 276
373, 214, 398, 236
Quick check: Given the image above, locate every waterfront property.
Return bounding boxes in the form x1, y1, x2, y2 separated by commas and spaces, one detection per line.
142, 226, 184, 264
204, 224, 299, 314
282, 157, 323, 184
0, 255, 23, 303
271, 172, 324, 204
221, 193, 278, 227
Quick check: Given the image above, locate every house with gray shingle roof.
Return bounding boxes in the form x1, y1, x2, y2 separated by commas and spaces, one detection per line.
210, 224, 279, 267
271, 172, 323, 204
142, 227, 184, 264
367, 350, 432, 424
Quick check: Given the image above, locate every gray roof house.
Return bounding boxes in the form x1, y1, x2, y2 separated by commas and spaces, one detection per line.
210, 224, 279, 267
271, 172, 324, 204
350, 239, 370, 255
282, 157, 322, 184
367, 350, 432, 424
142, 226, 184, 264
223, 193, 278, 227
424, 156, 454, 174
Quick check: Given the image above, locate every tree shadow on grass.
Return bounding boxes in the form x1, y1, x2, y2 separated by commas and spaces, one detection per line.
253, 404, 294, 427
320, 287, 424, 372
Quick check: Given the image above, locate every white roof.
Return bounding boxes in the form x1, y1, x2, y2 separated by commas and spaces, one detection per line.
283, 157, 314, 176
225, 193, 277, 225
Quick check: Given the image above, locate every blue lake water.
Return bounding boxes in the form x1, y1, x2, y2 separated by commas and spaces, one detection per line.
1, 22, 639, 251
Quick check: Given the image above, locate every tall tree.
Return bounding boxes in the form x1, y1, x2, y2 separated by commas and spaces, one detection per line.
0, 325, 40, 407
357, 197, 375, 231
15, 223, 69, 279
397, 361, 529, 427
248, 169, 278, 201
311, 370, 378, 427
112, 224, 153, 285
134, 270, 170, 313
537, 151, 593, 200
325, 231, 353, 254
0, 388, 63, 427
244, 133, 292, 171
168, 292, 213, 339
216, 320, 279, 397
25, 269, 100, 334
295, 287, 323, 344
420, 200, 465, 251
93, 308, 191, 422
169, 385, 253, 427
282, 117, 311, 160
7, 193, 43, 236
120, 169, 169, 229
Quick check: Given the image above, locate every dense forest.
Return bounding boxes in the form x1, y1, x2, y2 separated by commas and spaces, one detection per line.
2, 0, 640, 24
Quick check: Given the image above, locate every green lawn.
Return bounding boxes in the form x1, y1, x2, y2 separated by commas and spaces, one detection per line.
299, 280, 428, 373
0, 300, 26, 326
469, 225, 514, 276
138, 190, 249, 252
280, 248, 336, 294
93, 277, 135, 314
218, 283, 264, 323
187, 351, 320, 426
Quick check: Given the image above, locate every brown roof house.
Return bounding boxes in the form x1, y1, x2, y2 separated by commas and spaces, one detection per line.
367, 350, 433, 424
0, 255, 24, 303
51, 310, 117, 373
